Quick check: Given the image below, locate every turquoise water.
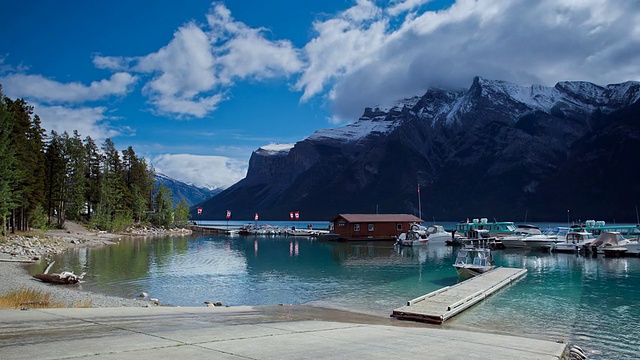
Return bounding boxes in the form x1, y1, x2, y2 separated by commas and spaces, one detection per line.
31, 221, 640, 359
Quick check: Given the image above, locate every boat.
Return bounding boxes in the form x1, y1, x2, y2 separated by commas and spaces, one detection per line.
578, 220, 640, 237
395, 224, 456, 246
521, 226, 569, 250
589, 231, 640, 257
453, 246, 495, 279
455, 218, 518, 237
498, 225, 542, 248
547, 231, 597, 253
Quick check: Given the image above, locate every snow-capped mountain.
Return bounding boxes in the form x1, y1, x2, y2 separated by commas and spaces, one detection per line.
196, 77, 640, 222
154, 173, 221, 207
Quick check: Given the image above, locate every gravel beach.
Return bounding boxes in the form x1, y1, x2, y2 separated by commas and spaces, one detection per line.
0, 222, 183, 308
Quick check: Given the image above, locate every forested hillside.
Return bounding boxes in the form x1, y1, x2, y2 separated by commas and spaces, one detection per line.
0, 85, 188, 235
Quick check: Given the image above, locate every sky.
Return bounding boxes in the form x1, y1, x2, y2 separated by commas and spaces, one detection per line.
1, 0, 639, 189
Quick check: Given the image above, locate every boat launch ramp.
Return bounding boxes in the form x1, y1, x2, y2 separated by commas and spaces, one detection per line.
392, 267, 527, 324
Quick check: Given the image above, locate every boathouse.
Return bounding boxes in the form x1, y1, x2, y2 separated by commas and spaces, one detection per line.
330, 214, 423, 241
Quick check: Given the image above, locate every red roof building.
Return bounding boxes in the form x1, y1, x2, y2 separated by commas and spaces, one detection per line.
330, 214, 423, 241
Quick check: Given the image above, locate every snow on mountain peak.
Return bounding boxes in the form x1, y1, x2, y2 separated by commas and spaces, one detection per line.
258, 143, 295, 155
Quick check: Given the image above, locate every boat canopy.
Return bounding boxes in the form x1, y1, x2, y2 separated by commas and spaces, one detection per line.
591, 232, 626, 247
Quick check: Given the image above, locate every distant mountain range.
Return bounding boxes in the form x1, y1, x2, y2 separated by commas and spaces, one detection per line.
154, 173, 221, 207
194, 76, 640, 222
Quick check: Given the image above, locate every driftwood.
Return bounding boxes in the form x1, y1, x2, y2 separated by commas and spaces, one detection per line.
33, 261, 85, 284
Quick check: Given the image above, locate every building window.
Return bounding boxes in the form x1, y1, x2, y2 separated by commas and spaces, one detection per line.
354, 224, 360, 231
338, 220, 346, 227
368, 224, 374, 231
397, 223, 403, 231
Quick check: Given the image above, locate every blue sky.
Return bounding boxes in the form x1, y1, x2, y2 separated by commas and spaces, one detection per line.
1, 0, 639, 189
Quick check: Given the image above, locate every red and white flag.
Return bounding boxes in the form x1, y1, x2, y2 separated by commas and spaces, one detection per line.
289, 212, 294, 220
197, 207, 203, 215
226, 210, 231, 219
254, 213, 259, 221
294, 211, 300, 220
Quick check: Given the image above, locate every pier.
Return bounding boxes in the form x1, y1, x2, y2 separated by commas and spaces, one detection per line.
190, 225, 236, 235
392, 267, 527, 324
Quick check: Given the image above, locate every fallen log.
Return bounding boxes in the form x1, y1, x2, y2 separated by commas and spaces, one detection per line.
33, 270, 85, 284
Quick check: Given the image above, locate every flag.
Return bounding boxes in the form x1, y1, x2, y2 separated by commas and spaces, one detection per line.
289, 212, 294, 220
294, 211, 300, 220
254, 213, 259, 221
197, 207, 202, 215
226, 210, 231, 219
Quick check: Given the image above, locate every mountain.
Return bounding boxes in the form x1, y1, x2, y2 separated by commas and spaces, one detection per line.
154, 173, 221, 207
196, 77, 640, 222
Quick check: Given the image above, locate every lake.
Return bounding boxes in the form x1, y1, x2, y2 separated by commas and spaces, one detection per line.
30, 221, 640, 360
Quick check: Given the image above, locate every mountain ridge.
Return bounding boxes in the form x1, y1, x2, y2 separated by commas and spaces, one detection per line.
196, 77, 640, 222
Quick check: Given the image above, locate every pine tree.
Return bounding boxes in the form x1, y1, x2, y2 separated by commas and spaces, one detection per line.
5, 98, 46, 231
0, 86, 21, 236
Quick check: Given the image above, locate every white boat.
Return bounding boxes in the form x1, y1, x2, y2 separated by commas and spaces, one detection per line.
453, 247, 495, 279
589, 231, 640, 257
548, 231, 597, 252
499, 225, 542, 248
395, 224, 456, 246
521, 227, 569, 250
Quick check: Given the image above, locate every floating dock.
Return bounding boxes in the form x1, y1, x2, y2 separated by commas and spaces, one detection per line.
391, 267, 527, 324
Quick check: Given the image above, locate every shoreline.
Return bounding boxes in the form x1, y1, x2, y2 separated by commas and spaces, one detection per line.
0, 222, 396, 322
0, 221, 191, 308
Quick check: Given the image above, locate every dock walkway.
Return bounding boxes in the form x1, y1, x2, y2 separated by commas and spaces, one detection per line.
392, 267, 527, 324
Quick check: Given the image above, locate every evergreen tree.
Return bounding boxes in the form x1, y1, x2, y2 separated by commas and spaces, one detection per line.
174, 199, 190, 227
5, 98, 45, 231
0, 86, 21, 236
44, 131, 67, 227
154, 184, 173, 228
66, 131, 88, 221
84, 136, 102, 220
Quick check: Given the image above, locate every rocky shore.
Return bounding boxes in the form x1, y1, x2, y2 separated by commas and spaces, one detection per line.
0, 222, 192, 308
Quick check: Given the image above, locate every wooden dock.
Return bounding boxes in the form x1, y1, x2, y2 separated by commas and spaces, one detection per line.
391, 267, 527, 324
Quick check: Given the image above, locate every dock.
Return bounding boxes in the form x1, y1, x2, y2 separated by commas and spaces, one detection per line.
190, 225, 237, 235
392, 267, 527, 324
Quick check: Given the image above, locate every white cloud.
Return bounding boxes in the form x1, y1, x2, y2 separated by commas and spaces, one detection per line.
95, 3, 303, 119
0, 72, 136, 103
297, 0, 640, 121
151, 153, 248, 189
33, 103, 128, 141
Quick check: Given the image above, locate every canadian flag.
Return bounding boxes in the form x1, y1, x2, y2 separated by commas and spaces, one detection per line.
197, 207, 203, 215
294, 211, 300, 220
226, 210, 231, 219
254, 213, 259, 221
289, 212, 294, 220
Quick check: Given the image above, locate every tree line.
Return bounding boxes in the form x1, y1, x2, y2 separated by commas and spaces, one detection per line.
0, 85, 190, 237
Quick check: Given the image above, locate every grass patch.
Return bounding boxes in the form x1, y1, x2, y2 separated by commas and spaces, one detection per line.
0, 288, 94, 309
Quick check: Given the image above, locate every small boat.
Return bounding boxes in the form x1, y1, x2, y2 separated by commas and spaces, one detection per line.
453, 247, 495, 279
547, 231, 596, 253
395, 224, 456, 246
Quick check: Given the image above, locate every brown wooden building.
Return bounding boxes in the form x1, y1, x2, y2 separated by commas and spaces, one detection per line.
330, 214, 423, 241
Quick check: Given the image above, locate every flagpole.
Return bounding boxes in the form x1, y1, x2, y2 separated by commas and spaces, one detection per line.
418, 184, 422, 220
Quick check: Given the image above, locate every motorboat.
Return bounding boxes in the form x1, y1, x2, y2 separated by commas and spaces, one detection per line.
547, 231, 597, 252
589, 231, 640, 257
499, 225, 542, 248
453, 246, 495, 279
395, 224, 456, 246
521, 226, 569, 250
